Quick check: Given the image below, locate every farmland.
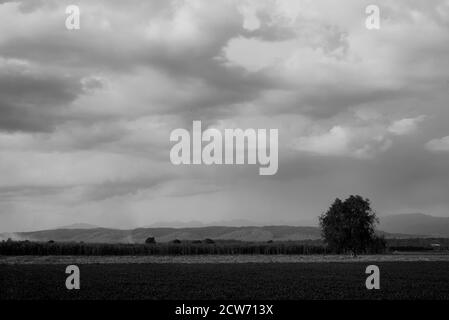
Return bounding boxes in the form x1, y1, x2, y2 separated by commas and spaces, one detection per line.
2, 238, 448, 300
2, 260, 449, 300
4, 237, 445, 256
0, 239, 330, 256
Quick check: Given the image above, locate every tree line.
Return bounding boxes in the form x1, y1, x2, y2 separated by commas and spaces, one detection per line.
0, 239, 330, 256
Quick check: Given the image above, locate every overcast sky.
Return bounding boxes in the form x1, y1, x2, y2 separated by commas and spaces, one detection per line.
1, 0, 449, 232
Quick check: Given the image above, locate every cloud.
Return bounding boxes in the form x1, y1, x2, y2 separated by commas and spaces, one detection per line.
0, 58, 83, 132
426, 136, 449, 152
388, 115, 426, 135
291, 125, 392, 158
222, 0, 449, 119
1, 0, 449, 231
0, 150, 170, 188
293, 126, 350, 156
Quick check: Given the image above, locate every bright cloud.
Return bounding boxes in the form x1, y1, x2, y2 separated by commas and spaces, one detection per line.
388, 116, 426, 135
426, 136, 449, 152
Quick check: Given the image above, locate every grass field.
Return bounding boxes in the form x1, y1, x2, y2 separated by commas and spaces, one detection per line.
2, 253, 449, 264
2, 260, 449, 300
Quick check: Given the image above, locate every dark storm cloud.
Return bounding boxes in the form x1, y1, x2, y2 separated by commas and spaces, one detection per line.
0, 64, 83, 132
0, 0, 278, 125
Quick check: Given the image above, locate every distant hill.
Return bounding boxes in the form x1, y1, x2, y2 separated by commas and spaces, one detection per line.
379, 213, 449, 237
146, 219, 282, 228
1, 225, 416, 244
58, 223, 99, 229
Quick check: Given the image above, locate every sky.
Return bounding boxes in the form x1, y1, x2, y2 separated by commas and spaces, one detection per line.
1, 0, 449, 232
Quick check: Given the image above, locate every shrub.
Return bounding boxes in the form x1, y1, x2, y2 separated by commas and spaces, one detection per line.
145, 237, 156, 244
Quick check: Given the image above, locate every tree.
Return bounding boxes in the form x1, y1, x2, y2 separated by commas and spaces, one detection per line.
319, 195, 382, 256
145, 237, 156, 244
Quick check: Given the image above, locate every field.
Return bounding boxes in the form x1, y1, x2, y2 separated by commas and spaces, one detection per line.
0, 240, 329, 255
2, 258, 449, 300
5, 237, 443, 256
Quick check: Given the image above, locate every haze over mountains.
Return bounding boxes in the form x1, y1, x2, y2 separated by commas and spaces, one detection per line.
58, 223, 99, 229
0, 214, 441, 242
1, 214, 448, 243
378, 213, 449, 237
147, 218, 317, 228
2, 226, 321, 243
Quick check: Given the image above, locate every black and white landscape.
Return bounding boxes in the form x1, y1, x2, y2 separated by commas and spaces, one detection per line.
1, 0, 449, 305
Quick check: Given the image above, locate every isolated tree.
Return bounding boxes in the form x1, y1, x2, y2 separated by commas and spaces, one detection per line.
319, 195, 381, 256
145, 237, 156, 244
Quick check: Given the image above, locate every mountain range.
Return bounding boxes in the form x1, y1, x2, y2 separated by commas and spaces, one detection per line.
378, 213, 449, 237
1, 213, 448, 243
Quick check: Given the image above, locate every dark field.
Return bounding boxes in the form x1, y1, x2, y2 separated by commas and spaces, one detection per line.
1, 261, 449, 300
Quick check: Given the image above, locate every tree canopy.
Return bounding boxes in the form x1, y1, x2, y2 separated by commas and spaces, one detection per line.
319, 195, 384, 255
